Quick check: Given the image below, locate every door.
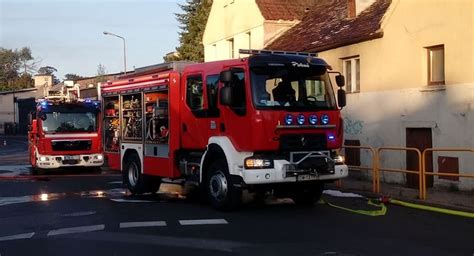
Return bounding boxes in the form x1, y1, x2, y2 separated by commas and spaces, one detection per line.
406, 128, 433, 188
17, 98, 36, 134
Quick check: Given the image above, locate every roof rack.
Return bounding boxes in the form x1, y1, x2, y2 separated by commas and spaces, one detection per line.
239, 49, 318, 57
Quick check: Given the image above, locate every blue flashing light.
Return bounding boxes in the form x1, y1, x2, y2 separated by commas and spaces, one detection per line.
40, 101, 48, 108
308, 114, 318, 125
328, 135, 336, 141
297, 114, 305, 125
321, 114, 330, 125
285, 114, 294, 125
85, 98, 92, 103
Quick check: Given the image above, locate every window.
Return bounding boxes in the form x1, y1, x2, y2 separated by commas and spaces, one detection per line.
228, 38, 234, 59
427, 45, 445, 85
342, 56, 360, 93
206, 75, 220, 117
186, 75, 203, 111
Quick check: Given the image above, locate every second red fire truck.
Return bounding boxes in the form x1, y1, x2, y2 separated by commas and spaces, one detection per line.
102, 50, 348, 209
28, 84, 103, 173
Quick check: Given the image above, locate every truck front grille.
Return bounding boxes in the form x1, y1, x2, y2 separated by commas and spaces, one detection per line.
279, 134, 327, 151
52, 140, 92, 151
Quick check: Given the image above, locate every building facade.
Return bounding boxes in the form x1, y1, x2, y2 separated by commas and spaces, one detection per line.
203, 0, 316, 61
204, 0, 474, 190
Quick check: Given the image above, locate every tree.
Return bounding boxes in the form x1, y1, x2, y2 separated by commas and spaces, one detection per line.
0, 48, 20, 87
94, 64, 107, 83
37, 66, 60, 85
64, 73, 84, 81
166, 0, 212, 62
18, 47, 37, 75
0, 47, 37, 91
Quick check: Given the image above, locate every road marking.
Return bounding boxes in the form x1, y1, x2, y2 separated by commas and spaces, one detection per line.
119, 221, 167, 228
47, 224, 104, 236
0, 232, 35, 242
179, 219, 228, 226
61, 211, 96, 217
107, 181, 122, 184
110, 198, 154, 203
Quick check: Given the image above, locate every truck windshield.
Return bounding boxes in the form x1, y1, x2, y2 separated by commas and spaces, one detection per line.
41, 107, 97, 133
250, 66, 337, 111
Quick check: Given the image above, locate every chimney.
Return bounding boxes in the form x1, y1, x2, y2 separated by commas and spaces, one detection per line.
347, 0, 356, 18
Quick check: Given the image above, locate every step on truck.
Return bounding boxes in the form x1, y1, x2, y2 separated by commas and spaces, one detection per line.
102, 49, 348, 210
28, 83, 104, 174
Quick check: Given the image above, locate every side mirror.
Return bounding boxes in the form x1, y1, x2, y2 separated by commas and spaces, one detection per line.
220, 86, 234, 106
337, 88, 346, 108
38, 112, 47, 121
219, 70, 233, 83
336, 74, 345, 88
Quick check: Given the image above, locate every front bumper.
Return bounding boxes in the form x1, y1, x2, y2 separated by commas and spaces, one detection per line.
36, 153, 104, 169
241, 159, 348, 185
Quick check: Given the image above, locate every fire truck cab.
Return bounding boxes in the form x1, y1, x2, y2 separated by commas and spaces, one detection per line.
28, 84, 103, 173
102, 50, 348, 210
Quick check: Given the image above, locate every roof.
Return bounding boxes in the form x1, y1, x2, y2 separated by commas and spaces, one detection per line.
266, 0, 392, 52
256, 0, 317, 21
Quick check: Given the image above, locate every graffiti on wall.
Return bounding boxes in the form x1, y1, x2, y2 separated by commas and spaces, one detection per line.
344, 117, 364, 135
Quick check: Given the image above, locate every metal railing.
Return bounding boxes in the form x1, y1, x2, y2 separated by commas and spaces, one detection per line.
340, 145, 474, 200
376, 147, 423, 199
421, 148, 474, 200
341, 145, 378, 193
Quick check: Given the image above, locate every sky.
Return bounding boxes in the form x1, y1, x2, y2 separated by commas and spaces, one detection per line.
0, 0, 185, 80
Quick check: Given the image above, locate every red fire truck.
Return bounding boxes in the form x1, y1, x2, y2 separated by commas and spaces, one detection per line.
28, 84, 104, 173
102, 50, 348, 209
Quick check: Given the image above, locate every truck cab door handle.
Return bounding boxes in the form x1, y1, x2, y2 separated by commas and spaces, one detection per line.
182, 124, 187, 132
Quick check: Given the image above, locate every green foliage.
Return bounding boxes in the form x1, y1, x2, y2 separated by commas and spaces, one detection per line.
166, 0, 212, 62
38, 66, 60, 85
0, 47, 35, 91
64, 73, 84, 81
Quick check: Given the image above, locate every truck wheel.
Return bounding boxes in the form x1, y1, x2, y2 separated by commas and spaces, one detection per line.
123, 153, 147, 195
291, 182, 324, 206
207, 159, 242, 211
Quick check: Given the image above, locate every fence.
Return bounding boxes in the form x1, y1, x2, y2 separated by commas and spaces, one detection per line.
422, 148, 474, 200
340, 145, 474, 200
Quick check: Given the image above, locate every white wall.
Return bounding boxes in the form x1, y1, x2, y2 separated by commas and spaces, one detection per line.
343, 83, 474, 190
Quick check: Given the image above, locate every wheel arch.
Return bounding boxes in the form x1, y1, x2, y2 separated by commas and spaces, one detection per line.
122, 148, 139, 171
199, 136, 252, 183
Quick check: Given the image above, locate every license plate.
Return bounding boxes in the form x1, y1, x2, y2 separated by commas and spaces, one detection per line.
64, 155, 80, 160
297, 174, 318, 181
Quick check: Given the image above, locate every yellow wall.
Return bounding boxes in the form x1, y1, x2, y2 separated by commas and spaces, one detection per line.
319, 0, 473, 92
203, 0, 297, 61
203, 0, 265, 61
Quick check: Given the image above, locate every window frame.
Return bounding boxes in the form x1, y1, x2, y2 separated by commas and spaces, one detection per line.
426, 45, 445, 86
185, 74, 204, 113
342, 55, 360, 93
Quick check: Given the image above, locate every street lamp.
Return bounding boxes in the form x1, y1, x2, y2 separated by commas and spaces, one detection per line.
103, 31, 127, 74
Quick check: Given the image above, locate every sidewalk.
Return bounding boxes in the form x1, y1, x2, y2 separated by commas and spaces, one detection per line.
328, 176, 474, 213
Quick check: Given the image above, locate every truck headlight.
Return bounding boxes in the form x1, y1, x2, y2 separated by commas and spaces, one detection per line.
334, 155, 345, 164
244, 157, 273, 169
96, 155, 103, 160
39, 156, 47, 161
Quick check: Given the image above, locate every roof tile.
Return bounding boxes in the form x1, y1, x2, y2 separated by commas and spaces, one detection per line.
256, 0, 317, 21
266, 0, 392, 52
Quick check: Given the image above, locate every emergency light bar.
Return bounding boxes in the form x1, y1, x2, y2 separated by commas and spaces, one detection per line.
239, 49, 318, 57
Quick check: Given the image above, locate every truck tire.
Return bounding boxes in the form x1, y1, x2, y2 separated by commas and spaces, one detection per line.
123, 153, 148, 195
206, 159, 242, 211
291, 182, 324, 206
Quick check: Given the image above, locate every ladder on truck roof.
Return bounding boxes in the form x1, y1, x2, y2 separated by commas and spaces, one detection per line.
239, 49, 318, 57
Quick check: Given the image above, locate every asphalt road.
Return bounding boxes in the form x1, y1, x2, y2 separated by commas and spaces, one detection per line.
0, 171, 473, 256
